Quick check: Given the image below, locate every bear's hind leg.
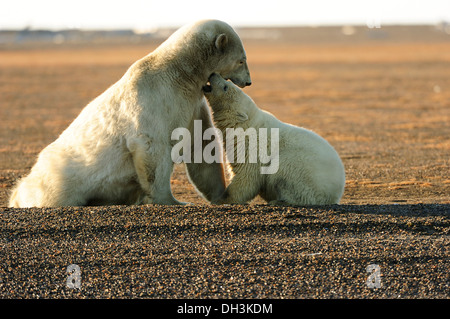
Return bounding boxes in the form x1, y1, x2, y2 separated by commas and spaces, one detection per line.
128, 135, 184, 205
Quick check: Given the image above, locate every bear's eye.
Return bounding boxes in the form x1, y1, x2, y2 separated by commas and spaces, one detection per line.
223, 85, 228, 92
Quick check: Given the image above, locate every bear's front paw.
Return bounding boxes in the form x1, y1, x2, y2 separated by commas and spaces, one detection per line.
178, 201, 194, 206
212, 199, 227, 205
141, 196, 152, 205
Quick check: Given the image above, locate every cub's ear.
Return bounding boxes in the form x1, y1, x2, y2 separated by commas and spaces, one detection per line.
236, 111, 248, 123
215, 34, 228, 52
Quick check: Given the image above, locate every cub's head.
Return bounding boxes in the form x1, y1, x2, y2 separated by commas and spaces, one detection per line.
203, 73, 251, 119
203, 73, 236, 104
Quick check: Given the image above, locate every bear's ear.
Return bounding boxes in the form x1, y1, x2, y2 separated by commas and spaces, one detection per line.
236, 111, 248, 123
215, 34, 228, 52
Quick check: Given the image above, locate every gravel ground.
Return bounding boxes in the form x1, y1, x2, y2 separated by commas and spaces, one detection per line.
0, 204, 448, 299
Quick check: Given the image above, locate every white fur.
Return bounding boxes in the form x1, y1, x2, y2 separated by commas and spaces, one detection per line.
204, 74, 345, 205
9, 20, 251, 208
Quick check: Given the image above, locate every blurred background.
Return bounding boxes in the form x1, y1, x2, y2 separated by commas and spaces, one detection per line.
2, 0, 450, 29
1, 0, 450, 45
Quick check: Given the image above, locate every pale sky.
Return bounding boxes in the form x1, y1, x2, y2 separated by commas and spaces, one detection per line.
1, 0, 450, 30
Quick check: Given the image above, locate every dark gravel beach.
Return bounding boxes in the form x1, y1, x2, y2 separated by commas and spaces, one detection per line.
0, 204, 448, 298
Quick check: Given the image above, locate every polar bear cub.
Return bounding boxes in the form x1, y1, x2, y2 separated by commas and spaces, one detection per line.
203, 73, 345, 205
9, 20, 251, 208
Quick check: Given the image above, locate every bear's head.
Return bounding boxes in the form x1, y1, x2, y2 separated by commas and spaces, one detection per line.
203, 73, 236, 104
173, 20, 252, 88
203, 73, 252, 123
212, 30, 252, 88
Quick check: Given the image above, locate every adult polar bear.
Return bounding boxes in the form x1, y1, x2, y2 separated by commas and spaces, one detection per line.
203, 74, 345, 205
9, 20, 251, 208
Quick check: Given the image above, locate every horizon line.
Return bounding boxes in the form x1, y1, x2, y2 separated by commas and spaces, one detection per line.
1, 21, 449, 32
